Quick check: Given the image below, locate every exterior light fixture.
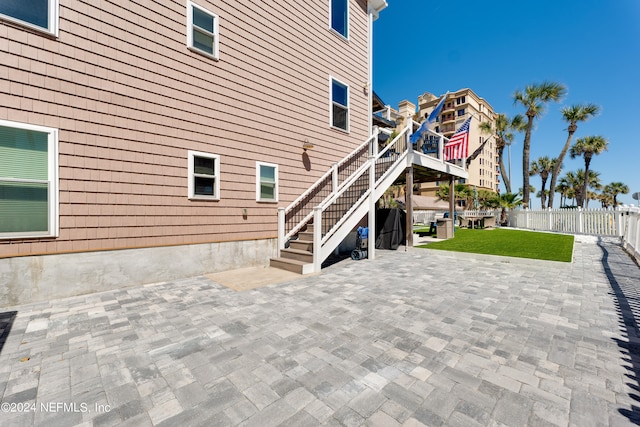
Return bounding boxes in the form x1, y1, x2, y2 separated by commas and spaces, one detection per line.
303, 139, 314, 151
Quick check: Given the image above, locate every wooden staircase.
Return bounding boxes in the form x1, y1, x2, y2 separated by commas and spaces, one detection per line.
269, 223, 315, 274
270, 123, 468, 275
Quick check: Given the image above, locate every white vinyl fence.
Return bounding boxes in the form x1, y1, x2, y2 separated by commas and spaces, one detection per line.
621, 209, 640, 262
509, 207, 640, 262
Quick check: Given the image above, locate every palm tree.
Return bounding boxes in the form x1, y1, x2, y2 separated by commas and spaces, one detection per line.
566, 169, 601, 207
569, 136, 608, 208
435, 183, 473, 209
530, 156, 557, 209
598, 189, 614, 208
605, 182, 630, 206
496, 193, 523, 226
548, 104, 600, 208
556, 178, 572, 207
558, 172, 579, 207
513, 81, 567, 208
478, 114, 525, 194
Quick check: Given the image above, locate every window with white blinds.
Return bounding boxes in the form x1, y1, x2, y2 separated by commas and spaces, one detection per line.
0, 121, 58, 238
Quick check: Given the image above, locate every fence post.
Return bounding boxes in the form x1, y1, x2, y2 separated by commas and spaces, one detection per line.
277, 207, 285, 250
615, 207, 623, 237
548, 207, 553, 231
578, 207, 583, 234
313, 207, 322, 272
524, 208, 529, 229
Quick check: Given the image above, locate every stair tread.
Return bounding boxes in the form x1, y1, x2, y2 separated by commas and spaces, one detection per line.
271, 257, 310, 266
291, 238, 313, 243
281, 248, 313, 256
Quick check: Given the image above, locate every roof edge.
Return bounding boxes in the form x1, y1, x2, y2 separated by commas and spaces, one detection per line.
368, 0, 388, 20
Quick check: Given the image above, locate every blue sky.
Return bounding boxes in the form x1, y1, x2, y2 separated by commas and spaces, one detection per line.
373, 0, 640, 208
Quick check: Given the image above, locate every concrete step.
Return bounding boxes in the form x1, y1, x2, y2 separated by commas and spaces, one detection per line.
270, 257, 314, 275
289, 239, 313, 252
280, 248, 313, 263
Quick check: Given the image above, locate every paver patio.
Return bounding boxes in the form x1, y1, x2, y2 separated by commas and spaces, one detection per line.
0, 235, 639, 426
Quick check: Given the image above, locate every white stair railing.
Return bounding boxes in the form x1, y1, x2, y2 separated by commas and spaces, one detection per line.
278, 130, 378, 249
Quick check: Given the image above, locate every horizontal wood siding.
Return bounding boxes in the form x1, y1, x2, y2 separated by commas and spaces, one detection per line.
0, 0, 371, 257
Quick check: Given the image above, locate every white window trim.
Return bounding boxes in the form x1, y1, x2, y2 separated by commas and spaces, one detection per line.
186, 1, 219, 60
329, 76, 350, 132
0, 0, 59, 37
256, 161, 278, 203
329, 0, 349, 40
188, 150, 220, 200
0, 119, 59, 239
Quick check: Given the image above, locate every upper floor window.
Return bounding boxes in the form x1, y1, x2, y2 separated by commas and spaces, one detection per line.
0, 120, 58, 239
331, 0, 348, 38
457, 109, 465, 117
330, 78, 349, 131
188, 151, 220, 200
0, 0, 58, 36
187, 1, 219, 60
456, 96, 466, 104
256, 162, 278, 202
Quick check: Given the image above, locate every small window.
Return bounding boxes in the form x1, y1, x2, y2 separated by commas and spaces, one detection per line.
256, 162, 278, 202
330, 0, 348, 38
187, 1, 219, 60
456, 96, 466, 104
188, 151, 220, 200
330, 78, 349, 131
457, 109, 465, 117
0, 120, 58, 239
0, 0, 58, 36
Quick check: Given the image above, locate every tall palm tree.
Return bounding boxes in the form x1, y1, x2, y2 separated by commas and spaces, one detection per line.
548, 104, 600, 208
605, 182, 630, 206
530, 156, 557, 209
479, 114, 525, 194
569, 136, 608, 208
513, 81, 567, 208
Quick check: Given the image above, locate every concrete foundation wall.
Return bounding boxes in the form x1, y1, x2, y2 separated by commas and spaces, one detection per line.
0, 239, 277, 307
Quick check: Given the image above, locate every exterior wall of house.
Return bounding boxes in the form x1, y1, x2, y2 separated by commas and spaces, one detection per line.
0, 0, 373, 305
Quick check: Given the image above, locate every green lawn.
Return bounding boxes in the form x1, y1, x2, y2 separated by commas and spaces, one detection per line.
416, 228, 574, 262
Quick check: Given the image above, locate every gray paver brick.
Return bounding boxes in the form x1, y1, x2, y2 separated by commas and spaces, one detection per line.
0, 239, 638, 426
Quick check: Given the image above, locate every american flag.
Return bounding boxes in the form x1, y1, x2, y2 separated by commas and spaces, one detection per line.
444, 117, 471, 161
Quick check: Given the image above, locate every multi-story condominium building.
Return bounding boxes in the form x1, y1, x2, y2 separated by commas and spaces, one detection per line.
416, 89, 498, 197
0, 0, 389, 305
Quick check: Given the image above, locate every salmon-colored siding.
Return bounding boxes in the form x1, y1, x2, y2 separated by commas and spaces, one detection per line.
0, 0, 373, 257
